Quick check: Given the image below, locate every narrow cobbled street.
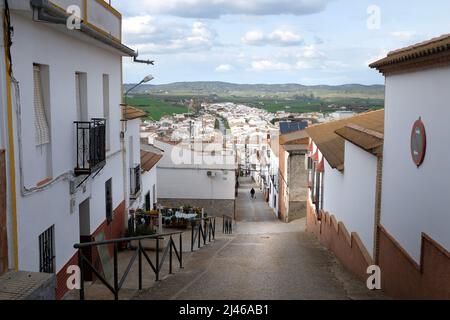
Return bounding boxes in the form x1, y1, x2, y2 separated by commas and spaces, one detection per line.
134, 178, 386, 300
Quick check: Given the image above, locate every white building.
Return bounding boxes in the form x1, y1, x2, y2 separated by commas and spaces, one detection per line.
123, 106, 162, 212
306, 110, 384, 278
0, 0, 148, 299
154, 139, 237, 217
267, 133, 279, 217
370, 35, 450, 299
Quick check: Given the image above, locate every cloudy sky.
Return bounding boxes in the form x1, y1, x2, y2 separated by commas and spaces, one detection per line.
113, 0, 450, 85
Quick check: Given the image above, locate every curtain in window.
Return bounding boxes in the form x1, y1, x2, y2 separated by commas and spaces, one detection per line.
33, 65, 50, 146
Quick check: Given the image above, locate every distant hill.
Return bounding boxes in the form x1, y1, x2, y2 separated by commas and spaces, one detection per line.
124, 81, 385, 100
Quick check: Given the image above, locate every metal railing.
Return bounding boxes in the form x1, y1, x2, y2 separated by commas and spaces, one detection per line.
223, 215, 233, 235
191, 217, 216, 251
74, 118, 106, 176
74, 231, 183, 300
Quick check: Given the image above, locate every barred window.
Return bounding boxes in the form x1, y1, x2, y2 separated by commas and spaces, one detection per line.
33, 65, 50, 146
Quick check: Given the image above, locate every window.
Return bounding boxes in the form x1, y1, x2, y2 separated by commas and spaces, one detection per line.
75, 72, 88, 122
39, 226, 55, 274
145, 192, 151, 211
307, 157, 313, 170
33, 65, 50, 146
310, 162, 316, 203
105, 179, 113, 224
315, 170, 321, 212
152, 184, 156, 208
130, 164, 141, 198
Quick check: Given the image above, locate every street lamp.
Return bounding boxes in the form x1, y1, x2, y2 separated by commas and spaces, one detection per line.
124, 74, 154, 105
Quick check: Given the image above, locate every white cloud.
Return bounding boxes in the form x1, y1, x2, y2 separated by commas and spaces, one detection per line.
250, 60, 291, 71
215, 64, 233, 72
123, 17, 217, 54
242, 28, 303, 46
390, 31, 422, 40
365, 49, 389, 67
117, 0, 332, 19
299, 45, 325, 58
241, 30, 266, 45
295, 60, 314, 69
123, 15, 157, 35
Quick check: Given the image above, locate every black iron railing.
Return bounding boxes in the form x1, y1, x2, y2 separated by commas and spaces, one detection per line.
74, 231, 183, 300
223, 215, 233, 235
191, 217, 216, 251
74, 119, 106, 176
130, 164, 141, 198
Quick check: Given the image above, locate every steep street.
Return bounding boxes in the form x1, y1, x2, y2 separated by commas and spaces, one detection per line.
134, 178, 386, 300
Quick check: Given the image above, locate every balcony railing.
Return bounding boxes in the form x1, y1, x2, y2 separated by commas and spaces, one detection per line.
130, 164, 141, 199
74, 119, 106, 176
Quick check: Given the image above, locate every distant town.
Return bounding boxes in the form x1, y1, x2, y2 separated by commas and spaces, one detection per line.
0, 0, 448, 305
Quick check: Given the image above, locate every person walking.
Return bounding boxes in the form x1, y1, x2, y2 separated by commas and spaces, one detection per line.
250, 188, 256, 199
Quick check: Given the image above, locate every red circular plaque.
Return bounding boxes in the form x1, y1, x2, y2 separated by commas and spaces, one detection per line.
410, 118, 426, 167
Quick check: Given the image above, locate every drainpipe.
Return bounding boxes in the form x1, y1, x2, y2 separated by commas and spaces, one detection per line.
3, 0, 19, 269
373, 156, 383, 265
120, 115, 129, 230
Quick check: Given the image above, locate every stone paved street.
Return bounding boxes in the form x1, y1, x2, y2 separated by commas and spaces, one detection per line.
133, 178, 387, 300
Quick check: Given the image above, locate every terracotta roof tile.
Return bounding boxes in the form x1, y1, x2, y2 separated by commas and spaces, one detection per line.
122, 105, 147, 120
370, 34, 450, 74
279, 129, 309, 145
140, 150, 162, 172
335, 124, 384, 157
305, 110, 384, 171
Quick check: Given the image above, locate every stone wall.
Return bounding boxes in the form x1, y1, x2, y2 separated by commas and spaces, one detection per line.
287, 153, 308, 222
158, 198, 235, 218
288, 200, 307, 221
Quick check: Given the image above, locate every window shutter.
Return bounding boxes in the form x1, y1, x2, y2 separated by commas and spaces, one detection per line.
33, 65, 50, 146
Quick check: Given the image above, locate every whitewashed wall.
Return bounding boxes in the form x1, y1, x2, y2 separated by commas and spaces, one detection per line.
323, 141, 377, 257
10, 13, 124, 273
381, 67, 450, 262
155, 141, 236, 200
141, 167, 158, 207
158, 167, 235, 200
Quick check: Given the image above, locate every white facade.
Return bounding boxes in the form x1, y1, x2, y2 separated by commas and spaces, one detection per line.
322, 141, 378, 257
268, 146, 279, 216
127, 118, 159, 211
1, 2, 135, 277
381, 67, 450, 262
155, 140, 236, 201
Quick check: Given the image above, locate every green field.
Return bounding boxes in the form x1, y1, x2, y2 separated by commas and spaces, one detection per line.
126, 96, 188, 120
126, 93, 384, 121
259, 97, 384, 114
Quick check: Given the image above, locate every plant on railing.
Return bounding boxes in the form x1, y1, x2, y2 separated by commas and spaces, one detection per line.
127, 208, 158, 237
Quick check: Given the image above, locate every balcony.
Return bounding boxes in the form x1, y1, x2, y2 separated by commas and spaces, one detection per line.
130, 164, 141, 199
74, 119, 106, 176
50, 0, 122, 41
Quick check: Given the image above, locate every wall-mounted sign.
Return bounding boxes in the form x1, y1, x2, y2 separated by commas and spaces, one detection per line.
411, 117, 426, 167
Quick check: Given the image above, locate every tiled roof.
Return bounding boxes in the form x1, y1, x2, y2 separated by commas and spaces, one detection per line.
370, 34, 450, 74
335, 124, 384, 157
279, 129, 309, 146
122, 105, 147, 120
140, 150, 163, 172
305, 110, 384, 171
279, 121, 308, 135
